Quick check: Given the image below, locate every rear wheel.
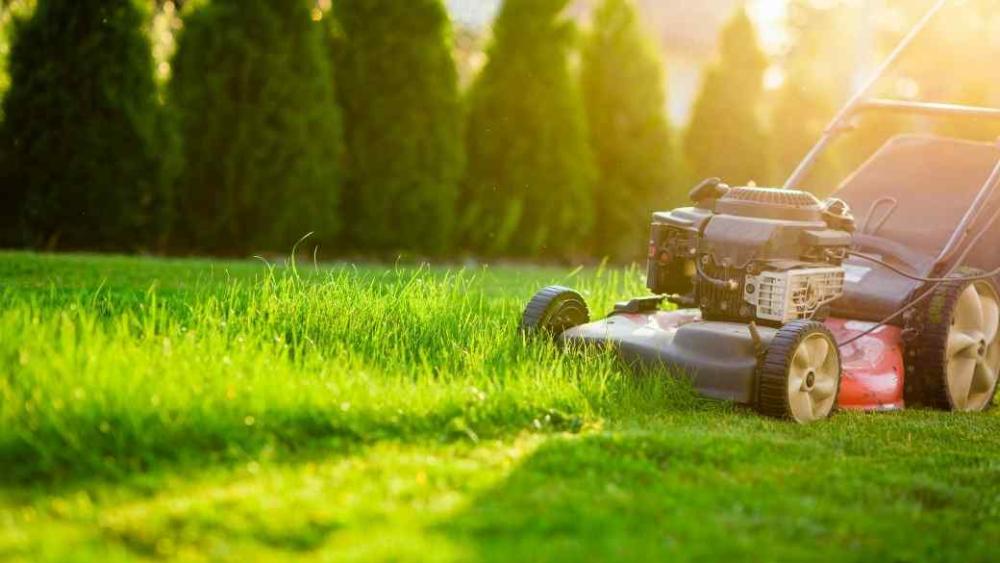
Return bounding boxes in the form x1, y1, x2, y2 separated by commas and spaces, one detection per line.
519, 286, 590, 338
909, 275, 1000, 411
757, 320, 841, 423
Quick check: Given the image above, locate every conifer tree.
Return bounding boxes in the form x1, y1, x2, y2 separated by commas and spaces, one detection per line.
332, 0, 463, 256
581, 0, 675, 260
170, 0, 341, 254
769, 1, 856, 193
462, 0, 594, 258
685, 9, 771, 187
770, 72, 843, 193
0, 0, 172, 250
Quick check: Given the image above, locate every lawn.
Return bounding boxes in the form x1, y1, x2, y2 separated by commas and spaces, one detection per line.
0, 251, 997, 562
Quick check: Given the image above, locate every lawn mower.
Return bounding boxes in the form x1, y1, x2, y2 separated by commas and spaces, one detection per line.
520, 0, 1000, 422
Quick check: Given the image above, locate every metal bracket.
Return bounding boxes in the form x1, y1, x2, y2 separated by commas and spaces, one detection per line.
612, 296, 666, 315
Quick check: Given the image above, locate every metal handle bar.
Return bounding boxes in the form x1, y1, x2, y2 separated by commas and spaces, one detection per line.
853, 99, 1000, 121
783, 0, 952, 190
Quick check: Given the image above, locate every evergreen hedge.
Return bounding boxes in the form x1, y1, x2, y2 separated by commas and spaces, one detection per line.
170, 0, 342, 254
685, 9, 771, 187
0, 0, 172, 250
462, 0, 594, 258
332, 0, 463, 256
581, 0, 676, 261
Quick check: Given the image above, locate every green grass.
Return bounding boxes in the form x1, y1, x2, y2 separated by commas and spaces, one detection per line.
0, 251, 997, 562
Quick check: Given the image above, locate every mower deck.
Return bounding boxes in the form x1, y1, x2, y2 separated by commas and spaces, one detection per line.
561, 310, 904, 411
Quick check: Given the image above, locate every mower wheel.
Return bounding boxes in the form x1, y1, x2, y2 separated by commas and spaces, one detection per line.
520, 286, 590, 339
908, 274, 1000, 412
756, 320, 841, 423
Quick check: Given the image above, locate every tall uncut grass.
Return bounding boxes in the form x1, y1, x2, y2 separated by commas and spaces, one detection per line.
0, 259, 691, 483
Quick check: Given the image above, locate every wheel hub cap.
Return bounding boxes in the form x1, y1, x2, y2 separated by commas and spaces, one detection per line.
788, 334, 839, 423
946, 282, 1000, 411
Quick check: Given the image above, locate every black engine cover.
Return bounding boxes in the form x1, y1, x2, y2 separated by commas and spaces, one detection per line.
646, 186, 855, 325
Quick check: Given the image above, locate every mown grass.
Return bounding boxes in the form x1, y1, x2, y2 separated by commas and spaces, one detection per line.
0, 251, 997, 562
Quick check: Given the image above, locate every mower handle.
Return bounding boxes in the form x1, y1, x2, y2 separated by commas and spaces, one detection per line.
783, 0, 952, 190
780, 0, 1000, 280
852, 99, 1000, 122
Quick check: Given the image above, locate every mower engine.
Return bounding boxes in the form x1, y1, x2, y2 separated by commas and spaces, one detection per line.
646, 181, 856, 326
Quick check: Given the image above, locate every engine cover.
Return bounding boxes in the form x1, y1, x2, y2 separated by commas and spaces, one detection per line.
647, 185, 854, 326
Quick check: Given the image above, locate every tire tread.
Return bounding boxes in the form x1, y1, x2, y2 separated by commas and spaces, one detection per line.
519, 286, 590, 337
908, 271, 1000, 411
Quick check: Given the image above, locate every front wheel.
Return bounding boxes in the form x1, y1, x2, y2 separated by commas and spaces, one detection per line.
756, 320, 842, 423
519, 286, 590, 339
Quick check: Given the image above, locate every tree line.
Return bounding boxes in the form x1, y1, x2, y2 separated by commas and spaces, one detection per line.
2, 0, 989, 261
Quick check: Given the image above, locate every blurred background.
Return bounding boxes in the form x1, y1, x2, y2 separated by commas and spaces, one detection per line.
0, 0, 997, 261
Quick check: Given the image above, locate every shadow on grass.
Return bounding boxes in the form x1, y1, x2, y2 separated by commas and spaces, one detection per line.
5, 390, 997, 561
0, 406, 584, 494
438, 410, 1000, 563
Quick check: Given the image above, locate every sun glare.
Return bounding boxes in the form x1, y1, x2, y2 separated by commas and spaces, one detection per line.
751, 0, 790, 53
750, 0, 792, 91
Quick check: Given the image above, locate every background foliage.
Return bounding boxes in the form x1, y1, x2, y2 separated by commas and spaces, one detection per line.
169, 0, 341, 255
581, 0, 676, 261
0, 0, 172, 251
684, 9, 771, 188
0, 0, 997, 260
332, 0, 464, 256
461, 0, 595, 259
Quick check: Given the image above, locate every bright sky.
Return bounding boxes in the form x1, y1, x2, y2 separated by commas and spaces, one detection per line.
447, 0, 793, 52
